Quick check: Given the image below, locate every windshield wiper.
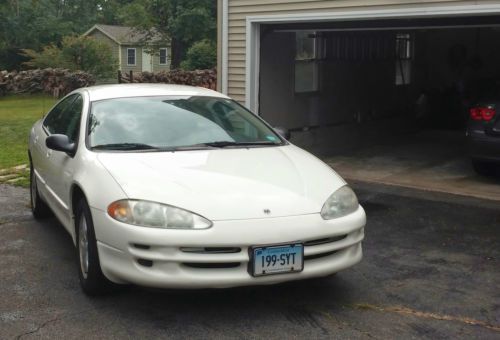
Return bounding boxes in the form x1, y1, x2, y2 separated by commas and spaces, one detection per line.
91, 143, 158, 151
194, 141, 280, 148
91, 141, 281, 151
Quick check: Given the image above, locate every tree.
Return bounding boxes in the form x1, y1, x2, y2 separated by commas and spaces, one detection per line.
0, 0, 134, 70
181, 39, 216, 70
120, 0, 216, 69
0, 0, 217, 70
0, 0, 72, 69
22, 36, 118, 78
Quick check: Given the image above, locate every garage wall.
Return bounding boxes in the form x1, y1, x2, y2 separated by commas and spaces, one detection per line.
418, 28, 500, 89
260, 30, 414, 129
223, 0, 493, 104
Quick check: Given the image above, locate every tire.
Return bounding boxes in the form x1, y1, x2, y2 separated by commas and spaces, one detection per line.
472, 159, 495, 177
30, 163, 51, 219
75, 198, 111, 296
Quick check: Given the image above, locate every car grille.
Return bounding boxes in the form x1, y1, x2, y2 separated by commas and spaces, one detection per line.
182, 262, 241, 269
180, 247, 242, 254
304, 235, 347, 246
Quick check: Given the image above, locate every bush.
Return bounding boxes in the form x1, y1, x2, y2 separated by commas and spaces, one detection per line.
180, 39, 216, 71
21, 36, 118, 78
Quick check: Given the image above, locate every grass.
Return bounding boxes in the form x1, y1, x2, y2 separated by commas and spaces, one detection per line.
0, 94, 57, 186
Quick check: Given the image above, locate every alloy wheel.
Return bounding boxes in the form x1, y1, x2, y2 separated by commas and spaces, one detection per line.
79, 214, 89, 279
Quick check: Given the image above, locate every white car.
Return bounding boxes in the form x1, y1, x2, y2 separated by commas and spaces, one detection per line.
28, 84, 366, 295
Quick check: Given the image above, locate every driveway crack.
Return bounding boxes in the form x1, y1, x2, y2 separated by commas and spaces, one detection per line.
15, 317, 60, 339
353, 303, 500, 333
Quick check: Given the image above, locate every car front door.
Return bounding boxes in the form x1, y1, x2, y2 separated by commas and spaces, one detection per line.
34, 95, 77, 200
42, 94, 84, 227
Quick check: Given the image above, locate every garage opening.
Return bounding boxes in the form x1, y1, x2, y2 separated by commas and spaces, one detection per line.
258, 15, 500, 199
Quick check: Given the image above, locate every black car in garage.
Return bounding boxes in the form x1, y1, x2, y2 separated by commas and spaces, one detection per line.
467, 91, 500, 175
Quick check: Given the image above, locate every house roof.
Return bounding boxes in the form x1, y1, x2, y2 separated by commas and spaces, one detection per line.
83, 24, 165, 45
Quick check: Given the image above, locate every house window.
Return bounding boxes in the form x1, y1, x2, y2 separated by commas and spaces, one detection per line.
295, 31, 324, 93
159, 48, 168, 65
395, 33, 412, 85
127, 48, 136, 66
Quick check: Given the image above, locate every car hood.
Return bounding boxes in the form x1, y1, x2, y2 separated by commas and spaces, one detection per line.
97, 145, 346, 221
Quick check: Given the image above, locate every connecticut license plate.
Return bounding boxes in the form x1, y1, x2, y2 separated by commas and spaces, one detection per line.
251, 243, 304, 277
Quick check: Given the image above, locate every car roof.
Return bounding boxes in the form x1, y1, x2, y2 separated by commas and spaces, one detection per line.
80, 84, 230, 102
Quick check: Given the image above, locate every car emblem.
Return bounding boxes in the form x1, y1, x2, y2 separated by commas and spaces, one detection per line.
263, 209, 271, 215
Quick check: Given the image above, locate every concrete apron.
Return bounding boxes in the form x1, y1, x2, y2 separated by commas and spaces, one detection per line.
323, 131, 500, 202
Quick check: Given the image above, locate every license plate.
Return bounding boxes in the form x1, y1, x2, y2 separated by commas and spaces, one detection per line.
251, 243, 304, 277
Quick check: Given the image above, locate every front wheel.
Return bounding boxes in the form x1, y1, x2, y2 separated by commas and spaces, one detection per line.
75, 198, 111, 296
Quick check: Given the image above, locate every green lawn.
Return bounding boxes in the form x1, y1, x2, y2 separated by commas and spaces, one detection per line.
0, 94, 57, 186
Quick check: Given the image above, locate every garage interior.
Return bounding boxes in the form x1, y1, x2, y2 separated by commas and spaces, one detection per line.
258, 15, 500, 199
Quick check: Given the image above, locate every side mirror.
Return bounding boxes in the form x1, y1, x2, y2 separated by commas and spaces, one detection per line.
46, 134, 76, 156
274, 126, 291, 140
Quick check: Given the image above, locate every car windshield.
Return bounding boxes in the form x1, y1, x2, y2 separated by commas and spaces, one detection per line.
87, 96, 283, 150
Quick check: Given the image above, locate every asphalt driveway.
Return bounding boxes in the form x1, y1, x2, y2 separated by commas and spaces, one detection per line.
0, 183, 499, 339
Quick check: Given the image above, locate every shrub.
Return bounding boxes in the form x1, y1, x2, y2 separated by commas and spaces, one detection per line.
21, 36, 118, 78
180, 39, 216, 71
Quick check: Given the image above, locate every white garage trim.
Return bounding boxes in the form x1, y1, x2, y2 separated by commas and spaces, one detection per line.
243, 3, 500, 112
222, 0, 229, 94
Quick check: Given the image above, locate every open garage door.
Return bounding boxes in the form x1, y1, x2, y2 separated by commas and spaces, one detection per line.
258, 15, 500, 200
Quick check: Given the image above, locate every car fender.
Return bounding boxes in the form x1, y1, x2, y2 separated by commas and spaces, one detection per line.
69, 152, 128, 245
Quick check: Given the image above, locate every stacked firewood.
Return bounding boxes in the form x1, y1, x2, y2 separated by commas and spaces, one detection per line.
120, 68, 217, 90
0, 68, 95, 97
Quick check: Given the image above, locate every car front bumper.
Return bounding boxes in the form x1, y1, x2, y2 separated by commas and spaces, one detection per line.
91, 206, 366, 289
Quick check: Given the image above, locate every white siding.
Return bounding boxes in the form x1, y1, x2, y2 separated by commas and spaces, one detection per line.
224, 0, 490, 103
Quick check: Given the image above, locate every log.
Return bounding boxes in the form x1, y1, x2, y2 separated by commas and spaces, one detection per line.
118, 68, 217, 89
0, 68, 95, 98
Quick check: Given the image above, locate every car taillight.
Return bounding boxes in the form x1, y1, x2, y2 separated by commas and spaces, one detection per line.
470, 107, 496, 121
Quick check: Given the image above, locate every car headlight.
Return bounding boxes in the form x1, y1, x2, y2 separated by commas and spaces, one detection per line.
107, 200, 212, 229
320, 186, 359, 220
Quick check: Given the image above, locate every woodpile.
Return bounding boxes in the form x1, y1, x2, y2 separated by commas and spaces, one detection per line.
120, 68, 217, 90
0, 68, 95, 97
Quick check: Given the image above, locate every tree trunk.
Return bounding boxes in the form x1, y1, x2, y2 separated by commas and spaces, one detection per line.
170, 37, 186, 69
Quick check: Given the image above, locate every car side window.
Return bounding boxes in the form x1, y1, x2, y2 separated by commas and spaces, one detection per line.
64, 96, 84, 143
43, 95, 77, 134
43, 94, 83, 143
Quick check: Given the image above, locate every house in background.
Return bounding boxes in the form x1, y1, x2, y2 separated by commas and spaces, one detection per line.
83, 24, 170, 74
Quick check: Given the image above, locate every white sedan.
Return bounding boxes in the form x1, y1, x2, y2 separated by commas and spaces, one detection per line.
28, 84, 366, 295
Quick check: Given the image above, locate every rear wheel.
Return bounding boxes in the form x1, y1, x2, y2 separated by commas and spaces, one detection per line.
75, 198, 111, 296
30, 163, 51, 219
472, 159, 495, 176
